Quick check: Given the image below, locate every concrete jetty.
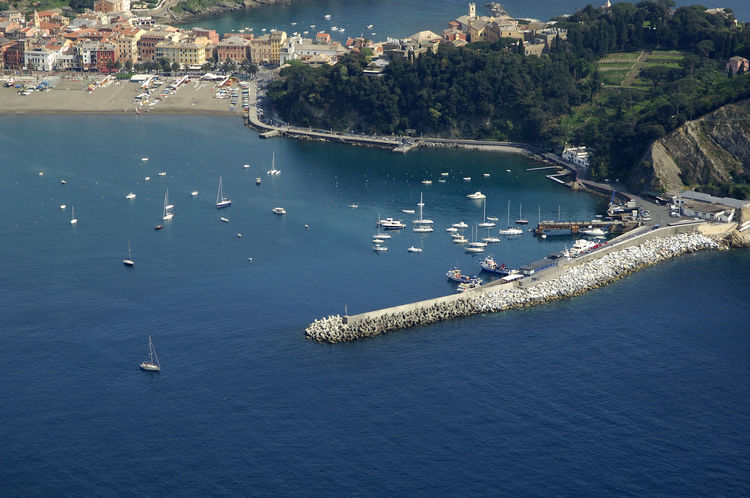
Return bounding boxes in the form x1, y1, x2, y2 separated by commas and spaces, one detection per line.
305, 228, 721, 343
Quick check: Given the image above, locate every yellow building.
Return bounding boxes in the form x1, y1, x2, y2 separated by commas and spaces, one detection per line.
249, 30, 286, 65
113, 28, 144, 64
155, 38, 208, 67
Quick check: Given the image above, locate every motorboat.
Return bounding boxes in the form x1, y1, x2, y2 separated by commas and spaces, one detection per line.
463, 177, 471, 181
348, 204, 359, 208
402, 209, 415, 214
256, 178, 262, 185
373, 245, 388, 252
191, 191, 199, 197
467, 191, 485, 200
158, 171, 167, 176
465, 246, 484, 253
483, 173, 490, 177
438, 179, 446, 183
126, 192, 136, 200
457, 280, 481, 292
480, 256, 517, 276
581, 227, 607, 237
379, 218, 406, 230
144, 176, 150, 181
407, 246, 423, 253
452, 221, 469, 229
413, 225, 433, 233
452, 236, 468, 243
446, 268, 481, 284
70, 206, 78, 225
220, 217, 230, 223
421, 180, 432, 185
272, 207, 286, 215
154, 224, 163, 230
567, 239, 599, 257
141, 157, 149, 162
243, 163, 250, 169
445, 227, 458, 232
440, 172, 449, 176
60, 204, 66, 209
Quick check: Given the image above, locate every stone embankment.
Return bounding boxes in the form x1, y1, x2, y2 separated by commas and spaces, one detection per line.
305, 233, 720, 343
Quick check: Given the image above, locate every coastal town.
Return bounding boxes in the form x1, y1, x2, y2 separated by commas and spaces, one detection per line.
0, 3, 566, 77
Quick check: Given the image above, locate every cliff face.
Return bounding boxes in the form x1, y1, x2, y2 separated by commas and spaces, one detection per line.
630, 99, 750, 193
150, 0, 293, 24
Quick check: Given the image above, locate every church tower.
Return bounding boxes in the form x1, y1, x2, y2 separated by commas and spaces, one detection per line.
32, 9, 41, 28
469, 3, 476, 19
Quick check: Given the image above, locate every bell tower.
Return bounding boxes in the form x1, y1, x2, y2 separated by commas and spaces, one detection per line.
469, 3, 476, 19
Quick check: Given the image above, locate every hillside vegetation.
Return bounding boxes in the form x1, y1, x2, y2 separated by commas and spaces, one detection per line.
269, 1, 750, 196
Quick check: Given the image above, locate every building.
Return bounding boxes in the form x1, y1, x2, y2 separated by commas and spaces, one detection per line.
280, 35, 345, 65
155, 38, 207, 67
726, 56, 749, 75
562, 146, 590, 168
94, 0, 125, 13
520, 258, 557, 276
95, 43, 118, 73
673, 191, 750, 223
137, 30, 175, 62
112, 27, 144, 64
24, 47, 57, 71
216, 36, 251, 63
249, 30, 287, 65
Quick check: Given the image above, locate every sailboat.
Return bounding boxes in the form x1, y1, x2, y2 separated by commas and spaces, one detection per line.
413, 192, 434, 232
162, 190, 174, 221
515, 203, 528, 224
123, 240, 134, 267
478, 198, 495, 228
267, 152, 281, 175
498, 200, 523, 235
216, 176, 231, 208
139, 336, 160, 372
466, 224, 487, 252
70, 206, 78, 225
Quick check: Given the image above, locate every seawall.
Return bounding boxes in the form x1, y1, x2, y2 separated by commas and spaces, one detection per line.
305, 225, 721, 343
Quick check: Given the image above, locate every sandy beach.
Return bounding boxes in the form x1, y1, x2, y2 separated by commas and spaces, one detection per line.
0, 75, 242, 116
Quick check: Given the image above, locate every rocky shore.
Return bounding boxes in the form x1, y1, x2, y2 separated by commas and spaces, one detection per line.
305, 232, 721, 343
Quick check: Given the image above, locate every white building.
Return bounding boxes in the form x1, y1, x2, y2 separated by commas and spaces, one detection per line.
562, 145, 590, 168
280, 35, 344, 65
24, 49, 57, 72
673, 191, 750, 223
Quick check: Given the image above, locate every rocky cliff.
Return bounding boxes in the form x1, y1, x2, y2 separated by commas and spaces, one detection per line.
151, 0, 293, 24
630, 99, 750, 194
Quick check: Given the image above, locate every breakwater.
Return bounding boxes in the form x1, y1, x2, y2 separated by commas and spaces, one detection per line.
305, 232, 720, 343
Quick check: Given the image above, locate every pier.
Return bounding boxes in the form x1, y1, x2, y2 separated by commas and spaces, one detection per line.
306, 223, 721, 343
534, 219, 637, 235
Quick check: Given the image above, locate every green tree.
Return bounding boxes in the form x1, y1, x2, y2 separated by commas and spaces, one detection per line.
158, 57, 171, 73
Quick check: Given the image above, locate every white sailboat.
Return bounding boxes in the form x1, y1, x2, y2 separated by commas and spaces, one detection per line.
515, 203, 528, 224
413, 192, 434, 232
123, 240, 134, 267
162, 190, 174, 221
70, 206, 78, 225
478, 198, 495, 228
216, 176, 231, 208
139, 336, 160, 372
498, 200, 523, 235
267, 152, 281, 175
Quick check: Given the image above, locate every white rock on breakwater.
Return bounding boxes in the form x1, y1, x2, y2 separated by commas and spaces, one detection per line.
305, 233, 719, 343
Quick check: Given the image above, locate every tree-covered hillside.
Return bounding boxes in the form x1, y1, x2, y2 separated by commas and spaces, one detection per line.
269, 1, 750, 194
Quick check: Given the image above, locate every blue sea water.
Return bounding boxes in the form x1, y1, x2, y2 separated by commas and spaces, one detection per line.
1, 115, 749, 495
180, 0, 750, 40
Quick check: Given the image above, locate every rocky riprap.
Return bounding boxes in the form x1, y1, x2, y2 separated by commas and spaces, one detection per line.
305, 233, 720, 343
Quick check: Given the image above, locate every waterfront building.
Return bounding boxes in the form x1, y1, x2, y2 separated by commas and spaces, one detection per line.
138, 30, 176, 62
673, 191, 750, 223
249, 30, 286, 65
155, 37, 208, 67
520, 258, 557, 276
191, 27, 219, 44
280, 35, 345, 65
24, 47, 57, 71
216, 36, 252, 63
112, 27, 144, 64
562, 146, 590, 169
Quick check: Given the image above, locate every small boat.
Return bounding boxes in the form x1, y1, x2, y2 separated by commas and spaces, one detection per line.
465, 246, 484, 253
158, 171, 167, 176
141, 157, 149, 162
446, 268, 481, 284
272, 207, 286, 215
421, 180, 432, 185
144, 176, 150, 182
407, 246, 422, 253
60, 204, 66, 210
216, 176, 231, 208
373, 233, 391, 240
452, 221, 468, 229
463, 177, 471, 182
348, 204, 359, 208
482, 236, 501, 243
483, 173, 490, 177
486, 216, 498, 221
191, 191, 199, 197
457, 280, 481, 292
478, 198, 495, 228
267, 152, 281, 175
498, 200, 523, 235
438, 179, 446, 183
139, 336, 160, 372
123, 240, 134, 267
379, 217, 406, 230
480, 256, 517, 276
324, 14, 331, 20
515, 204, 528, 224
39, 171, 44, 176
413, 193, 434, 225
256, 178, 262, 185
450, 233, 463, 238
467, 191, 485, 200
567, 239, 599, 257
440, 172, 449, 176
70, 206, 78, 225
446, 227, 458, 232
220, 217, 229, 223
61, 179, 67, 185
506, 169, 511, 173
162, 189, 173, 221
402, 209, 415, 214
154, 224, 163, 230
581, 227, 607, 237
243, 164, 250, 169
373, 245, 388, 252
413, 225, 433, 233
126, 192, 136, 200
372, 239, 383, 244
453, 236, 468, 243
